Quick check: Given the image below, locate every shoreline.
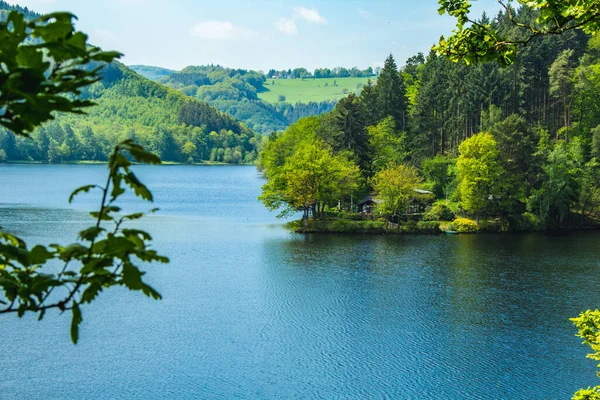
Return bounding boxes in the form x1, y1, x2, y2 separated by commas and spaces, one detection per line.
289, 218, 600, 235
1, 161, 257, 166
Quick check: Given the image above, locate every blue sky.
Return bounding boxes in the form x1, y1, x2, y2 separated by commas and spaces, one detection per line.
7, 0, 503, 71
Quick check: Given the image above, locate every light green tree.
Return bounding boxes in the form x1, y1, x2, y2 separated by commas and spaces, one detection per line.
373, 164, 423, 226
259, 140, 360, 221
182, 141, 198, 162
367, 117, 407, 175
457, 133, 505, 222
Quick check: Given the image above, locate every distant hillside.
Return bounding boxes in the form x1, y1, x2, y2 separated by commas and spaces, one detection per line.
129, 65, 177, 81
159, 65, 337, 133
0, 4, 263, 164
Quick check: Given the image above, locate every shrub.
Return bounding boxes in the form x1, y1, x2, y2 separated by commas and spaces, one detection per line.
423, 204, 455, 221
448, 217, 479, 233
416, 221, 441, 234
338, 211, 367, 221
401, 220, 417, 233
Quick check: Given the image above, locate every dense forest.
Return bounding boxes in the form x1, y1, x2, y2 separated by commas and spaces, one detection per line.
158, 65, 337, 133
0, 2, 265, 164
259, 6, 600, 231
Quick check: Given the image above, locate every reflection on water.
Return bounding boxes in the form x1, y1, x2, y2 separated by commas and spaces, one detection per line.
0, 164, 599, 399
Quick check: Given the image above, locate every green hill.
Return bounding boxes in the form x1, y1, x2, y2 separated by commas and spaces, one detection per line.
159, 65, 337, 133
0, 2, 263, 164
259, 77, 373, 104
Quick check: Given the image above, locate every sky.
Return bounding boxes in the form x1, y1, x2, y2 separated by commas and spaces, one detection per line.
6, 0, 503, 72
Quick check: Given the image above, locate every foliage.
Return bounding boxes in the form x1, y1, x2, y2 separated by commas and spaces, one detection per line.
423, 204, 455, 221
259, 139, 360, 219
435, 0, 600, 65
0, 10, 121, 135
288, 218, 386, 234
421, 155, 457, 198
373, 164, 423, 217
571, 310, 600, 399
457, 133, 505, 217
448, 217, 479, 233
528, 140, 583, 226
0, 6, 167, 344
375, 55, 406, 129
415, 220, 441, 233
368, 116, 407, 175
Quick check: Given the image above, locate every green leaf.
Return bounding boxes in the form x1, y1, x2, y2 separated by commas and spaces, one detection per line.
121, 263, 143, 290
81, 283, 103, 304
69, 185, 100, 203
28, 245, 54, 265
70, 302, 82, 344
78, 227, 105, 242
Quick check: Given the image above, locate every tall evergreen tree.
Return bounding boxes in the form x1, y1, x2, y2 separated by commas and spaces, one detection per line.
359, 79, 378, 127
375, 54, 407, 130
331, 94, 369, 173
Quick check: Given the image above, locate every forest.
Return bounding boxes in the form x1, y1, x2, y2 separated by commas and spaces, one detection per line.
259, 6, 600, 232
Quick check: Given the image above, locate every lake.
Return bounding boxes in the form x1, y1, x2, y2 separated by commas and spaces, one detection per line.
0, 164, 599, 399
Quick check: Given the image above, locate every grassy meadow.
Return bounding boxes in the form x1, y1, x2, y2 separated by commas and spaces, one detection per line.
259, 77, 374, 104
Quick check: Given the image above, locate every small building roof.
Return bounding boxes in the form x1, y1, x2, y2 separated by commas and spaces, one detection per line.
413, 188, 433, 195
357, 195, 379, 206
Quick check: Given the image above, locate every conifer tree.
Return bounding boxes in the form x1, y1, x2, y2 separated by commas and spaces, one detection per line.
375, 54, 407, 130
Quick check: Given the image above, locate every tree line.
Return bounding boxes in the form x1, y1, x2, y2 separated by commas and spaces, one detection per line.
267, 66, 377, 79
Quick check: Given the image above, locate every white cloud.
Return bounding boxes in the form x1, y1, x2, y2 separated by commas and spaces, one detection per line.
293, 7, 327, 25
358, 9, 372, 18
275, 17, 297, 35
189, 20, 257, 40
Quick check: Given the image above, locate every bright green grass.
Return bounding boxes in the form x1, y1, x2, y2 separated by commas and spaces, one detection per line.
258, 77, 374, 104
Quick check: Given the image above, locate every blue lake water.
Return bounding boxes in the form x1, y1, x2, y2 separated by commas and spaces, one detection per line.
0, 164, 599, 399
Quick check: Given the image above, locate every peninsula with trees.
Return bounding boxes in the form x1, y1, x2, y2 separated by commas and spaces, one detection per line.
258, 5, 600, 235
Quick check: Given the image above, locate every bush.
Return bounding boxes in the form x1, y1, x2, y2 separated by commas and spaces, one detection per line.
448, 217, 479, 233
278, 94, 287, 102
338, 211, 367, 221
416, 221, 441, 234
423, 204, 455, 221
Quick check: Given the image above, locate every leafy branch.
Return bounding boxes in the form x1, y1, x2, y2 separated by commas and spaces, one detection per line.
434, 0, 600, 66
0, 10, 122, 136
0, 139, 168, 343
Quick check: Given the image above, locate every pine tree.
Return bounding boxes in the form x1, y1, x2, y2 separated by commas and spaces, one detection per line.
360, 79, 378, 127
375, 54, 407, 130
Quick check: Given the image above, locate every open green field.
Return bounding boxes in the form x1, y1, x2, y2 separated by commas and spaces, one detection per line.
259, 77, 374, 104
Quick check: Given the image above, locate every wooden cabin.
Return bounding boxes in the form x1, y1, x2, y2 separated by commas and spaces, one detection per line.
357, 195, 379, 214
